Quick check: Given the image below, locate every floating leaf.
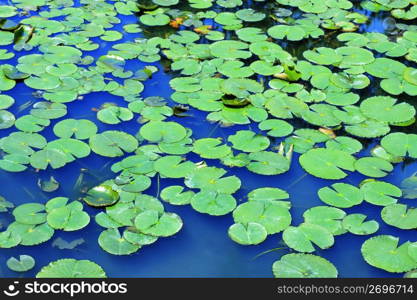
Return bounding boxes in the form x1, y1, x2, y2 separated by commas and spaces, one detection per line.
355, 157, 393, 178
228, 130, 270, 152
318, 183, 363, 208
361, 235, 417, 273
37, 176, 59, 192
83, 185, 119, 207
36, 259, 106, 278
360, 96, 415, 124
7, 255, 35, 272
381, 204, 417, 230
299, 148, 355, 180
273, 254, 338, 278
232, 201, 291, 235
191, 190, 236, 216
53, 119, 97, 140
303, 206, 346, 235
13, 203, 46, 225
283, 223, 334, 253
98, 228, 140, 255
140, 121, 187, 143
134, 210, 183, 237
361, 180, 402, 206
342, 214, 379, 235
228, 222, 267, 245
90, 131, 138, 157
160, 185, 194, 205
381, 133, 417, 158
185, 166, 241, 194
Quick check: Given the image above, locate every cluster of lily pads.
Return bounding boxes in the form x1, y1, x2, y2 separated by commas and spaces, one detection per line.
0, 0, 417, 277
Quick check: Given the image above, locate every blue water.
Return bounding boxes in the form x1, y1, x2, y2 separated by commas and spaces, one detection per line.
0, 2, 416, 278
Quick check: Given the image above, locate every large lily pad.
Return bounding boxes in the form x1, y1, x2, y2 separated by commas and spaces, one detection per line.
299, 148, 355, 179
361, 235, 417, 273
36, 259, 106, 278
272, 254, 338, 278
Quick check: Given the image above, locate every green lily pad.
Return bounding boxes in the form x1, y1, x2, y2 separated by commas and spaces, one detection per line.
247, 151, 291, 175
191, 190, 236, 216
299, 148, 356, 180
325, 136, 363, 154
140, 121, 187, 143
360, 96, 415, 124
7, 255, 35, 272
318, 183, 363, 208
303, 206, 346, 235
283, 223, 334, 253
361, 180, 402, 206
361, 235, 417, 273
160, 185, 194, 205
232, 201, 291, 234
47, 202, 90, 231
381, 204, 417, 230
13, 203, 46, 225
53, 119, 98, 140
7, 222, 54, 246
0, 110, 15, 129
342, 214, 379, 235
228, 222, 267, 245
228, 130, 270, 152
30, 102, 67, 120
83, 185, 119, 207
210, 40, 251, 59
272, 254, 338, 278
185, 166, 241, 194
248, 187, 289, 203
154, 155, 196, 178
97, 105, 134, 124
355, 157, 393, 178
98, 228, 140, 255
381, 133, 417, 158
193, 138, 231, 159
134, 210, 183, 237
90, 131, 138, 157
258, 119, 293, 137
36, 259, 106, 278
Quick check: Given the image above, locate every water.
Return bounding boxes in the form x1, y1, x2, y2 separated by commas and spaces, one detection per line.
0, 1, 416, 278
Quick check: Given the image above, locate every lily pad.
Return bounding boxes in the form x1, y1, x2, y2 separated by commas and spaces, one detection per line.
98, 228, 140, 255
36, 259, 106, 278
283, 223, 334, 253
7, 255, 35, 272
228, 222, 267, 245
361, 180, 402, 206
232, 201, 291, 235
381, 204, 417, 230
191, 190, 237, 216
228, 130, 270, 152
140, 121, 187, 143
361, 235, 417, 273
90, 131, 139, 157
53, 119, 97, 140
318, 183, 363, 208
134, 210, 183, 237
83, 184, 120, 208
355, 157, 393, 178
299, 148, 355, 180
342, 214, 379, 235
272, 254, 338, 278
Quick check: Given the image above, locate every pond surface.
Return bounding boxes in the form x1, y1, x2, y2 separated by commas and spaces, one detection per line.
0, 0, 416, 278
